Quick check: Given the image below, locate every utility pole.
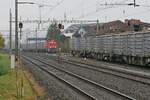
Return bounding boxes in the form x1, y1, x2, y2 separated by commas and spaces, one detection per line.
15, 1, 35, 59
9, 9, 12, 55
15, 1, 19, 99
10, 9, 15, 70
14, 1, 35, 100
15, 0, 18, 61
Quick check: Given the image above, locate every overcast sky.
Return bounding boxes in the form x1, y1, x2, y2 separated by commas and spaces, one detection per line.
0, 0, 150, 36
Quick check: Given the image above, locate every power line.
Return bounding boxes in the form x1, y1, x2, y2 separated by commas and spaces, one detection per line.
74, 0, 131, 19
42, 0, 65, 19
117, 9, 150, 20
69, 2, 97, 16
12, 19, 97, 24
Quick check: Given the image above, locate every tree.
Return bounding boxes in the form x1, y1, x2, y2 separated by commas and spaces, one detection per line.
47, 23, 62, 41
0, 34, 5, 48
46, 23, 69, 52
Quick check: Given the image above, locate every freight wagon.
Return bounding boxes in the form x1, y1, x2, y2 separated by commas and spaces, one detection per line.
70, 31, 150, 66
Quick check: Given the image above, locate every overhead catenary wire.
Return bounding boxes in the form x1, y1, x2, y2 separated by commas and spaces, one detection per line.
42, 0, 65, 19
8, 0, 150, 35
74, 0, 131, 19
69, 1, 97, 17
117, 8, 150, 20
75, 0, 150, 20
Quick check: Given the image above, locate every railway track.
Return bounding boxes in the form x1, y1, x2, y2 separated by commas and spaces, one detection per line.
22, 55, 96, 100
28, 53, 150, 100
39, 53, 150, 85
62, 59, 150, 85
22, 54, 135, 100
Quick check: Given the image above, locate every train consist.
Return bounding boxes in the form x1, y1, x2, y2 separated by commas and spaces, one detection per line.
22, 38, 69, 53
21, 22, 150, 66
22, 23, 69, 53
22, 42, 52, 53
70, 31, 150, 66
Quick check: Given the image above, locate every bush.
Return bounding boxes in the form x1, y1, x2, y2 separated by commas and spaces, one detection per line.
0, 65, 9, 76
0, 54, 10, 76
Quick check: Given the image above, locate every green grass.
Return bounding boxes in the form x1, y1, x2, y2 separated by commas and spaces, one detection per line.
0, 72, 16, 100
0, 54, 10, 76
0, 71, 36, 100
0, 53, 36, 100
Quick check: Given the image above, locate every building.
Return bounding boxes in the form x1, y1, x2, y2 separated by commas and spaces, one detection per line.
65, 19, 150, 37
96, 20, 130, 35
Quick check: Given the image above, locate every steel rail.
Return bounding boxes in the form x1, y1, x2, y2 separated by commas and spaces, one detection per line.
24, 55, 135, 100
39, 54, 150, 85
22, 55, 96, 100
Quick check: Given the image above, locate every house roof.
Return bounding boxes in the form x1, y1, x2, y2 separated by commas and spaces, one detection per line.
66, 19, 150, 37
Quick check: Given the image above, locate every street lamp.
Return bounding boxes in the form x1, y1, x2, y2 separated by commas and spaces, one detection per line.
15, 1, 53, 59
15, 1, 35, 99
15, 0, 35, 61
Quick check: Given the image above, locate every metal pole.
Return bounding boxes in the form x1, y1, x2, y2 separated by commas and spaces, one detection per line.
38, 5, 43, 29
9, 9, 12, 55
96, 19, 99, 35
15, 1, 19, 99
15, 0, 18, 61
26, 33, 28, 49
19, 25, 22, 49
36, 29, 38, 52
19, 24, 23, 100
39, 6, 42, 29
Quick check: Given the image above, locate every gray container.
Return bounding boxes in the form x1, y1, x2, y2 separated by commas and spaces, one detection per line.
143, 32, 150, 57
102, 35, 112, 54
